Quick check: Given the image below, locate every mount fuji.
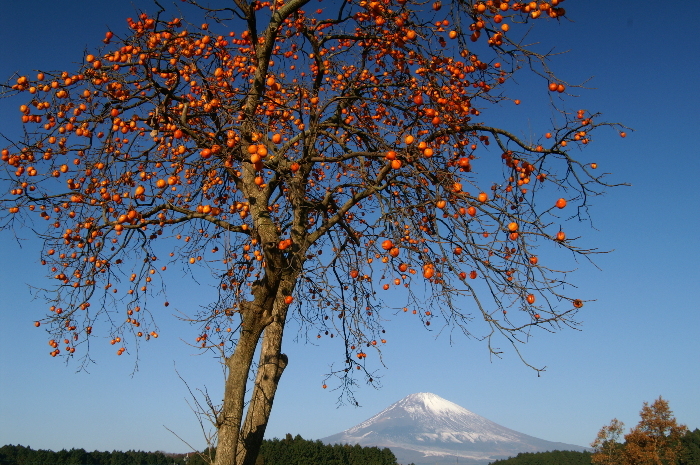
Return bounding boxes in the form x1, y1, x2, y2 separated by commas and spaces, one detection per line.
321, 392, 586, 464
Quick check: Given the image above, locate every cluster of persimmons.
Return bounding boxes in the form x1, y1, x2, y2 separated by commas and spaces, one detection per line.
1, 0, 622, 376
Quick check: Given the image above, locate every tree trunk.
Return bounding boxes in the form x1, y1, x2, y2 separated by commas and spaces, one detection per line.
234, 270, 297, 465
213, 266, 298, 465
236, 318, 287, 465
212, 303, 272, 465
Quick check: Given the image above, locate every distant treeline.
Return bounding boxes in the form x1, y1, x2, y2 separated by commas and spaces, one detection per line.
0, 445, 176, 465
185, 434, 397, 465
0, 434, 397, 465
680, 428, 700, 464
488, 450, 592, 465
488, 428, 700, 465
4, 428, 698, 465
264, 434, 397, 465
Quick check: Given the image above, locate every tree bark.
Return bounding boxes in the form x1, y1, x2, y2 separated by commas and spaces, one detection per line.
213, 263, 299, 465
213, 303, 272, 465
236, 318, 288, 465
234, 269, 298, 465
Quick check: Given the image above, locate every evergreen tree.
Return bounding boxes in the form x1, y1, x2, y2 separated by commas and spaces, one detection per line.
679, 429, 700, 465
67, 448, 88, 465
489, 450, 592, 465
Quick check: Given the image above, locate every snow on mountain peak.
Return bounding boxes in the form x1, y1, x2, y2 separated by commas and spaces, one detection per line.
402, 392, 470, 416
343, 392, 499, 439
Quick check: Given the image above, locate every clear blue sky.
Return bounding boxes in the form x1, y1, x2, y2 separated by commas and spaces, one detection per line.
1, 0, 699, 455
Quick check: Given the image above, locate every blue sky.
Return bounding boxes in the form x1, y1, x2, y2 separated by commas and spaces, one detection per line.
1, 0, 699, 455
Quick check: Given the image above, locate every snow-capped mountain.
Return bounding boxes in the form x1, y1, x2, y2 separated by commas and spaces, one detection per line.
321, 392, 586, 464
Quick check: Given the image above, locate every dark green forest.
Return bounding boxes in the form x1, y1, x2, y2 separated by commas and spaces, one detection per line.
258, 434, 396, 465
680, 429, 700, 465
183, 434, 397, 465
0, 434, 397, 465
488, 450, 593, 465
0, 446, 175, 465
2, 428, 698, 465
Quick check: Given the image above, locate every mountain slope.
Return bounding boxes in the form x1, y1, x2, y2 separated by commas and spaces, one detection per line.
321, 393, 586, 464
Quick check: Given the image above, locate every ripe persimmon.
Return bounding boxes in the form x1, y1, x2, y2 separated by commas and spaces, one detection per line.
555, 198, 567, 209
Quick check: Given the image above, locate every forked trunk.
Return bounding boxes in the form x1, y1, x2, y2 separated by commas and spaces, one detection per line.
213, 271, 296, 465
212, 303, 272, 465
236, 319, 287, 465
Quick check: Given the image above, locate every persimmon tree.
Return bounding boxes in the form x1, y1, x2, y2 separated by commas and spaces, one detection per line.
1, 0, 625, 464
592, 397, 688, 465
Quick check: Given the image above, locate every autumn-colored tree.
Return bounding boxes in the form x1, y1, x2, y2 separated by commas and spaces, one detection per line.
1, 1, 625, 464
592, 397, 688, 465
592, 418, 626, 465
